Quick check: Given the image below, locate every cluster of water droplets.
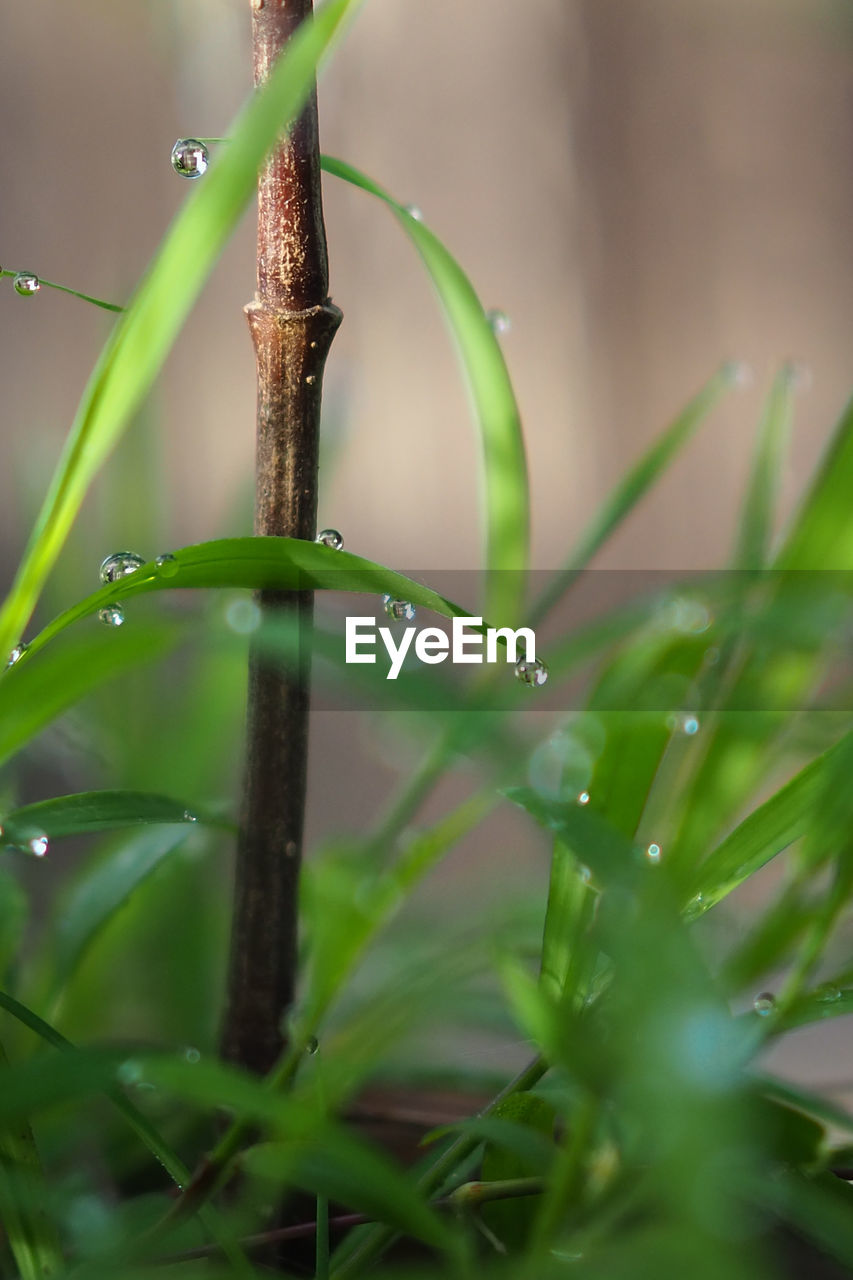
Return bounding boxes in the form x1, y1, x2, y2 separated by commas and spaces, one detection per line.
316, 528, 344, 551
171, 138, 209, 179
98, 551, 146, 628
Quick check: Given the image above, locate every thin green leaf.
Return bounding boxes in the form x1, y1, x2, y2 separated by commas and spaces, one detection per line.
732, 368, 794, 570
22, 538, 469, 663
776, 391, 853, 570
530, 368, 734, 626
246, 1131, 458, 1256
0, 268, 123, 313
692, 733, 849, 913
0, 791, 215, 851
0, 1042, 64, 1280
51, 826, 195, 984
0, 0, 362, 661
0, 621, 184, 770
322, 155, 529, 623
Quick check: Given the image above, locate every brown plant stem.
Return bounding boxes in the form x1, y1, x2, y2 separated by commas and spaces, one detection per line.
222, 0, 342, 1076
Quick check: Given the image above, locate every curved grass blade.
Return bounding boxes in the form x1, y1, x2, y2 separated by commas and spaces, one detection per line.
732, 367, 794, 570
530, 367, 734, 626
21, 538, 469, 662
0, 791, 218, 852
322, 155, 529, 623
0, 1040, 64, 1280
0, 269, 123, 313
0, 0, 362, 662
776, 392, 853, 570
692, 733, 849, 913
0, 620, 184, 770
0, 996, 252, 1275
50, 826, 196, 984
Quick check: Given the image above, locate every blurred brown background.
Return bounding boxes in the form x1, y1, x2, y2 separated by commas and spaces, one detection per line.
1, 1, 852, 1102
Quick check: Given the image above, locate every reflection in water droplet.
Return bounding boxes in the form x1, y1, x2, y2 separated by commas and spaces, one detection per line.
171, 138, 209, 178
577, 791, 590, 806
515, 658, 549, 687
225, 597, 262, 634
579, 865, 593, 885
815, 983, 842, 1004
183, 810, 198, 823
753, 992, 776, 1017
155, 553, 179, 578
14, 272, 40, 297
486, 309, 511, 335
99, 605, 125, 628
28, 834, 48, 857
306, 1036, 319, 1055
99, 605, 125, 629
99, 552, 145, 584
184, 1047, 201, 1063
382, 596, 416, 622
5, 643, 29, 669
645, 843, 662, 864
316, 529, 344, 550
404, 203, 423, 221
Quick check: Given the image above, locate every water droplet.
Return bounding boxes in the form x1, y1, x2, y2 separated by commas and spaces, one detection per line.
661, 596, 712, 635
225, 597, 262, 634
305, 374, 317, 386
28, 834, 48, 857
404, 203, 423, 221
117, 1059, 143, 1086
5, 642, 29, 669
171, 138, 209, 179
514, 657, 549, 687
316, 528, 344, 550
98, 605, 125, 629
306, 1035, 319, 1055
579, 865, 593, 885
382, 596, 416, 622
682, 716, 700, 736
577, 791, 590, 806
723, 360, 754, 389
486, 309, 511, 335
183, 1046, 201, 1064
182, 810, 198, 823
155, 553, 179, 578
815, 983, 842, 1004
645, 842, 662, 864
13, 272, 40, 297
753, 992, 776, 1017
99, 551, 145, 584
529, 732, 592, 802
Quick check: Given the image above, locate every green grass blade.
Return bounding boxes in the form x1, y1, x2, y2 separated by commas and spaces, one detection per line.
0, 269, 123, 313
322, 155, 529, 623
732, 368, 794, 570
0, 791, 217, 851
529, 368, 734, 626
50, 826, 194, 985
0, 0, 362, 662
692, 734, 848, 912
20, 538, 470, 663
776, 392, 853, 569
0, 621, 183, 769
0, 1041, 64, 1279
